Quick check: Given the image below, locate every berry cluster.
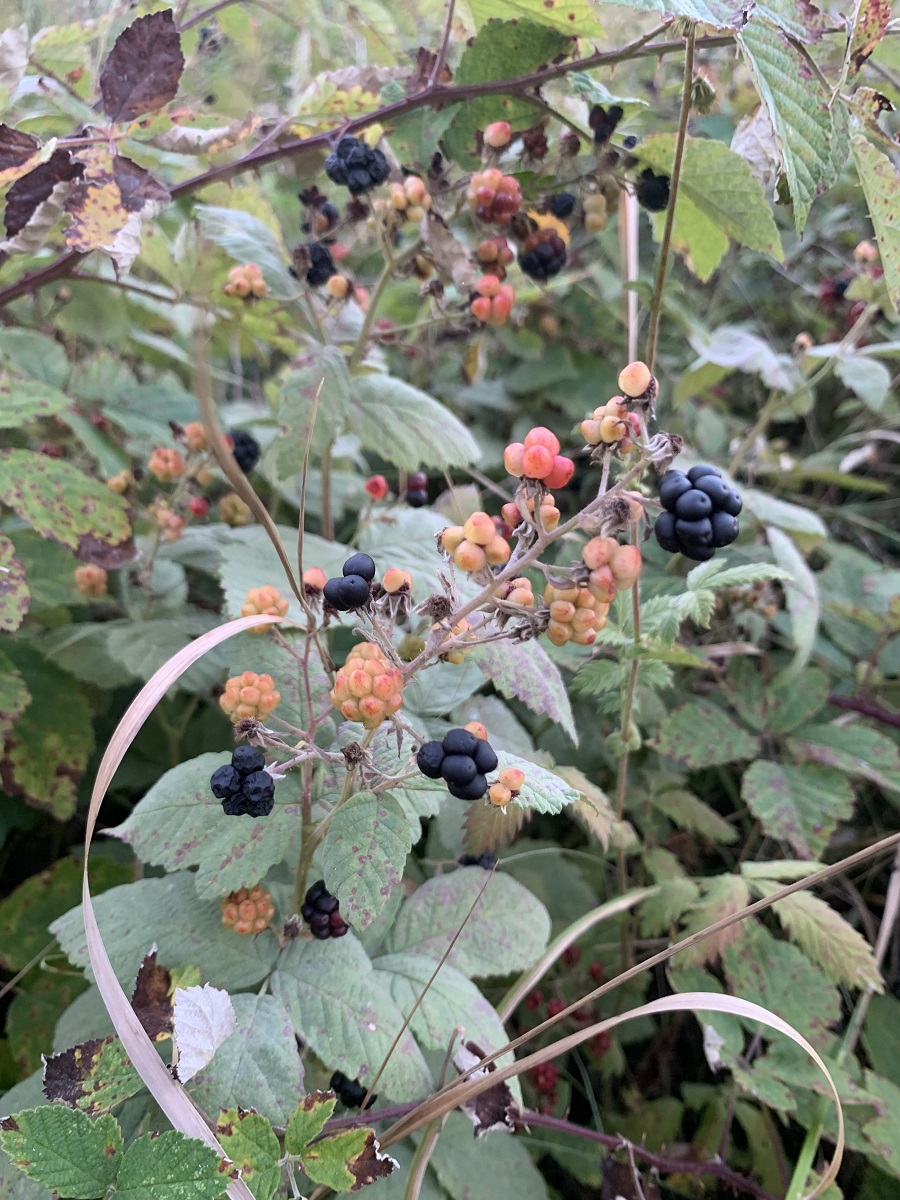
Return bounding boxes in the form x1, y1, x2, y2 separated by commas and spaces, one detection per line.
488, 766, 525, 808
210, 745, 276, 817
330, 1071, 375, 1108
441, 512, 510, 573
224, 262, 267, 299
583, 192, 608, 233
504, 428, 574, 490
406, 471, 429, 507
654, 465, 742, 562
388, 175, 432, 223
218, 492, 253, 526
519, 228, 567, 282
302, 880, 349, 939
219, 671, 281, 724
471, 274, 515, 326
416, 728, 499, 801
530, 1062, 559, 1113
148, 447, 185, 483
501, 492, 560, 532
323, 553, 376, 611
241, 585, 289, 633
581, 537, 642, 603
74, 564, 108, 597
495, 576, 534, 607
150, 501, 186, 542
324, 135, 390, 195
580, 397, 641, 452
329, 641, 403, 729
183, 421, 208, 452
220, 885, 275, 935
543, 582, 609, 647
458, 851, 498, 869
475, 236, 515, 279
230, 429, 261, 473
466, 169, 522, 224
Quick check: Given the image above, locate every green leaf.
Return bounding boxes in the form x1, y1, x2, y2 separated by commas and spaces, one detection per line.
738, 19, 847, 231
0, 1107, 122, 1198
0, 376, 70, 430
741, 759, 854, 857
860, 1073, 900, 1181
851, 134, 900, 316
107, 753, 304, 900
468, 638, 577, 744
300, 1127, 394, 1192
442, 20, 570, 166
495, 751, 579, 815
51, 873, 281, 992
196, 204, 295, 299
677, 873, 750, 967
750, 883, 882, 991
114, 1130, 225, 1200
0, 650, 29, 739
7, 971, 87, 1077
284, 1093, 336, 1156
218, 525, 348, 626
214, 1110, 280, 1200
322, 791, 413, 930
649, 190, 728, 281
386, 868, 550, 978
0, 449, 133, 567
366, 731, 445, 824
722, 921, 841, 1046
787, 722, 900, 795
189, 994, 304, 1125
469, 0, 600, 35
741, 487, 827, 543
273, 346, 352, 473
650, 788, 738, 844
655, 701, 759, 768
349, 374, 480, 470
639, 134, 783, 265
7, 530, 82, 610
270, 935, 433, 1101
429, 1112, 550, 1200
42, 1035, 144, 1115
862, 995, 900, 1089
0, 329, 68, 387
725, 660, 829, 734
835, 350, 892, 411
357, 508, 462, 602
767, 526, 820, 676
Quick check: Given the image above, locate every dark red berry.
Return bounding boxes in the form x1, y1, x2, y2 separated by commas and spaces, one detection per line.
547, 998, 566, 1019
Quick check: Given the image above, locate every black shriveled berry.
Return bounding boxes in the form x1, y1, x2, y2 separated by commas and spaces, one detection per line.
338, 574, 372, 609
323, 577, 345, 609
548, 192, 576, 219
442, 728, 479, 757
519, 229, 566, 282
416, 740, 446, 779
458, 851, 498, 869
448, 773, 488, 801
329, 1071, 376, 1109
230, 430, 260, 473
635, 168, 670, 212
241, 770, 275, 817
406, 488, 428, 507
674, 489, 713, 521
210, 764, 241, 799
589, 104, 623, 145
231, 745, 265, 776
472, 739, 498, 775
305, 242, 336, 286
325, 136, 390, 195
342, 553, 376, 582
441, 754, 478, 787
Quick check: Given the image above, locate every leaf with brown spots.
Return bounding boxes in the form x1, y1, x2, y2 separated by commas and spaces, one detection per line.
298, 1127, 395, 1193
130, 950, 175, 1041
849, 0, 891, 74
99, 9, 185, 123
852, 133, 900, 317
3, 147, 84, 237
214, 1109, 280, 1200
321, 790, 413, 930
43, 1035, 145, 1115
64, 147, 169, 272
0, 534, 28, 632
0, 650, 28, 739
0, 448, 134, 566
0, 124, 42, 189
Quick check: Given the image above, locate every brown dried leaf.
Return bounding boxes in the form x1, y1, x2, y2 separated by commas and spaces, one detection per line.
130, 950, 174, 1042
453, 1041, 519, 1137
99, 9, 185, 124
345, 1131, 396, 1192
146, 114, 260, 155
42, 1035, 143, 1114
65, 148, 169, 272
3, 148, 84, 237
423, 211, 476, 292
849, 0, 892, 74
0, 125, 42, 189
113, 155, 170, 213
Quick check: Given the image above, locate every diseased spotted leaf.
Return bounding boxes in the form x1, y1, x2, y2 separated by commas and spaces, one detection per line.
0, 376, 70, 430
42, 1036, 143, 1115
655, 701, 759, 768
0, 449, 134, 567
98, 10, 185, 124
851, 134, 900, 317
0, 1108, 122, 1198
468, 638, 576, 743
651, 788, 738, 845
284, 1093, 336, 1155
0, 650, 28, 739
65, 147, 169, 273
469, 0, 599, 37
787, 722, 900, 795
0, 126, 43, 189
322, 791, 413, 930
849, 0, 891, 73
2, 148, 84, 247
300, 1128, 395, 1193
0, 536, 28, 633
113, 1130, 224, 1200
214, 1110, 280, 1200
741, 759, 854, 857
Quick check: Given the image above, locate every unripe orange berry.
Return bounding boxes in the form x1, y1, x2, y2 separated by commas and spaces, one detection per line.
463, 511, 496, 547
218, 493, 253, 527
454, 540, 487, 573
365, 474, 389, 500
588, 567, 615, 603
488, 783, 512, 807
617, 360, 653, 399
75, 564, 108, 597
582, 537, 616, 570
854, 239, 878, 263
498, 766, 525, 792
503, 443, 525, 477
540, 503, 560, 531
327, 274, 351, 299
183, 421, 208, 451
599, 414, 627, 443
476, 274, 502, 299
549, 600, 576, 623
471, 296, 493, 323
484, 121, 512, 149
241, 585, 289, 632
524, 426, 561, 457
220, 671, 281, 723
404, 175, 428, 205
488, 287, 514, 325
522, 444, 553, 479
581, 418, 604, 446
148, 447, 185, 482
485, 534, 511, 566
547, 620, 570, 646
303, 566, 327, 593
465, 721, 488, 740
382, 567, 412, 594
441, 525, 466, 553
610, 544, 642, 589
107, 469, 133, 493
501, 501, 520, 527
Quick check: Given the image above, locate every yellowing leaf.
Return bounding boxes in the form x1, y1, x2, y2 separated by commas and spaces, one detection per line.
64, 147, 169, 272
470, 0, 600, 35
851, 134, 900, 316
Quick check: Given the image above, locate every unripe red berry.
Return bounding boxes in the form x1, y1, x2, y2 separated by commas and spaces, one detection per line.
524, 426, 561, 456
365, 474, 389, 500
547, 998, 566, 1019
188, 496, 210, 517
543, 455, 574, 490
484, 121, 512, 149
522, 444, 553, 480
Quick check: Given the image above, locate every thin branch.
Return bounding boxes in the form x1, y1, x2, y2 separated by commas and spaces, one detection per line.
178, 0, 245, 32
428, 0, 457, 90
828, 693, 900, 731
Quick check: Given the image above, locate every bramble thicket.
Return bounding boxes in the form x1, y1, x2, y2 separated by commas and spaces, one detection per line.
0, 3, 899, 1200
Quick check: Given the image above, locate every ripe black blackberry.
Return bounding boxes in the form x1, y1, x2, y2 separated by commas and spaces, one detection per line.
416, 729, 498, 801
302, 880, 349, 939
406, 471, 429, 507
230, 430, 260, 473
547, 192, 576, 220
210, 745, 275, 817
323, 553, 377, 611
325, 135, 390, 195
305, 243, 336, 287
458, 851, 498, 870
635, 168, 670, 212
654, 464, 742, 562
519, 229, 566, 282
330, 1070, 376, 1109
588, 103, 623, 145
